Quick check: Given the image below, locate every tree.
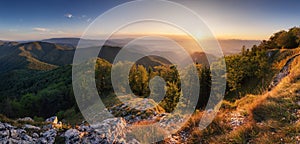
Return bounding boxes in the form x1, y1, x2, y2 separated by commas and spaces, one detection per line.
129, 65, 149, 97
198, 66, 211, 109
260, 27, 300, 49
276, 31, 298, 48
160, 82, 181, 112
241, 45, 246, 56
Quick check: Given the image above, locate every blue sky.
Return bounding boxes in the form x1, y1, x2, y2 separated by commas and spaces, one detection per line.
0, 0, 299, 40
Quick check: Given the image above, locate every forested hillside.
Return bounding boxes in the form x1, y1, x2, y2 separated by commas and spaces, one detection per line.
1, 27, 299, 121
0, 26, 300, 143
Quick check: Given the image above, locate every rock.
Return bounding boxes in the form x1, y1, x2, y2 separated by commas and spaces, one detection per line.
44, 116, 62, 129
21, 134, 32, 141
24, 124, 41, 130
38, 137, 48, 144
0, 129, 9, 139
32, 133, 39, 138
269, 54, 300, 90
40, 129, 57, 144
7, 138, 20, 143
65, 129, 81, 144
0, 122, 53, 144
0, 123, 6, 130
45, 116, 58, 124
42, 129, 57, 138
78, 125, 93, 132
10, 129, 20, 140
55, 121, 63, 129
42, 124, 53, 130
229, 112, 245, 129
89, 118, 127, 143
3, 123, 13, 129
17, 117, 34, 122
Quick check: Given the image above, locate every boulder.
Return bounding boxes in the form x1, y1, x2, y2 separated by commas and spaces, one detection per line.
0, 123, 6, 130
91, 118, 127, 143
64, 129, 81, 144
17, 117, 34, 122
45, 116, 58, 124
40, 129, 57, 144
0, 129, 9, 139
78, 125, 93, 133
32, 133, 39, 138
24, 124, 41, 130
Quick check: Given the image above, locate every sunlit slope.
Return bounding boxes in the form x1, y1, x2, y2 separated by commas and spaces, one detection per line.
185, 47, 300, 143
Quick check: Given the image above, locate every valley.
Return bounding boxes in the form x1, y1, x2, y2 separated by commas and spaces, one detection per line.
0, 27, 300, 143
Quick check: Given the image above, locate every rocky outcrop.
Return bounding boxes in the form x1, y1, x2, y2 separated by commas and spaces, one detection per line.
0, 116, 140, 144
109, 97, 165, 124
0, 122, 40, 144
64, 118, 134, 144
269, 54, 300, 90
39, 129, 57, 144
45, 116, 58, 124
0, 116, 61, 144
24, 124, 41, 130
17, 117, 34, 122
229, 112, 245, 129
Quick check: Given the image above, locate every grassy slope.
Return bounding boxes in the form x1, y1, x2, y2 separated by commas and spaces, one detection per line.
184, 48, 300, 143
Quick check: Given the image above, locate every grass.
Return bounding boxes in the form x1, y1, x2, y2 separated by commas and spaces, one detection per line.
128, 123, 168, 143
181, 50, 300, 143
51, 48, 300, 143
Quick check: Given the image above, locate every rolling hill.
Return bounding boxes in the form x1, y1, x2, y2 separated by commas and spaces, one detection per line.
0, 39, 215, 74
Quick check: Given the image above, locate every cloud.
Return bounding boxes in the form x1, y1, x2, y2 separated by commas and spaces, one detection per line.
33, 27, 50, 32
64, 13, 73, 19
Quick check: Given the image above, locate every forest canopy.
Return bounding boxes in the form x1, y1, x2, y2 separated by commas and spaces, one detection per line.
259, 27, 300, 49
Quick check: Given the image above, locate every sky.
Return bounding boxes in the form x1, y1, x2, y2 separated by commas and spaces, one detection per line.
0, 0, 299, 41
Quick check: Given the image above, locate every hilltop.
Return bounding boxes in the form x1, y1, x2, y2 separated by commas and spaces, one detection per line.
181, 47, 300, 143
0, 26, 300, 143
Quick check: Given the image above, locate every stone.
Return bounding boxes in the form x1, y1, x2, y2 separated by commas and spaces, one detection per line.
42, 124, 53, 130
7, 138, 19, 143
38, 137, 48, 144
21, 134, 32, 141
78, 125, 93, 132
10, 129, 20, 139
17, 117, 34, 122
32, 133, 39, 138
91, 118, 127, 143
24, 124, 41, 130
45, 116, 58, 124
64, 129, 81, 144
40, 129, 57, 144
42, 129, 57, 138
0, 123, 6, 130
0, 130, 9, 139
3, 123, 13, 129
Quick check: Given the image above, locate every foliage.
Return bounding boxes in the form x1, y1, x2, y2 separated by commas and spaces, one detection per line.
259, 27, 300, 49
225, 45, 272, 99
0, 66, 74, 118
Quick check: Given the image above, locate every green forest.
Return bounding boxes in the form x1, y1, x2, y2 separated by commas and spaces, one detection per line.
0, 27, 299, 122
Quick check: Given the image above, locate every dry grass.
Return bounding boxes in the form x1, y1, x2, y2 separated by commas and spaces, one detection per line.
128, 123, 168, 143
182, 50, 300, 143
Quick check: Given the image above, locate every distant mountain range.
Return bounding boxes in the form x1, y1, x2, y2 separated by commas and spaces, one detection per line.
0, 38, 260, 73
42, 38, 260, 55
